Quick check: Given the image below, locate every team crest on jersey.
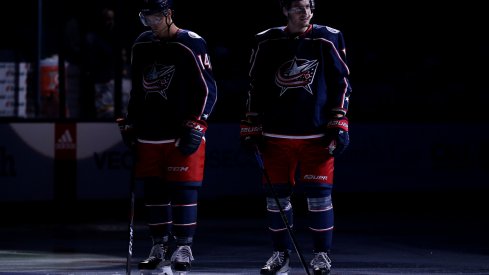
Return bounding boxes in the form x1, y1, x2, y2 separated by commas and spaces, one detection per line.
142, 63, 175, 99
326, 26, 340, 34
187, 31, 201, 39
275, 57, 318, 96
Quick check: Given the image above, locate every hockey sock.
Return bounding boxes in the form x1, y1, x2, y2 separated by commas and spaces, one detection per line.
144, 178, 172, 239
307, 195, 334, 252
172, 187, 198, 245
267, 196, 293, 251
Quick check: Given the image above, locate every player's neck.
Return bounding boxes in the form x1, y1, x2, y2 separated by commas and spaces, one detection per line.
157, 23, 179, 39
286, 24, 311, 36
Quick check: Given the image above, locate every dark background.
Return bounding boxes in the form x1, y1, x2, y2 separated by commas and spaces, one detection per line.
1, 0, 488, 123
0, 1, 488, 222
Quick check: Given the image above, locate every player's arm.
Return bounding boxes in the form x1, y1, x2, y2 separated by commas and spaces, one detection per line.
323, 41, 351, 156
182, 32, 217, 121
319, 27, 352, 113
176, 33, 217, 155
117, 42, 145, 149
336, 31, 352, 112
240, 35, 264, 150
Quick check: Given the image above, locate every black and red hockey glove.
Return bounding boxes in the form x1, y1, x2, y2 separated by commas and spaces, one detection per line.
176, 119, 207, 155
240, 114, 263, 151
324, 116, 349, 157
116, 117, 137, 149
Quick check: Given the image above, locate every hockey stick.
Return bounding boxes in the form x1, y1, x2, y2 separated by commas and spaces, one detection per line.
126, 159, 136, 275
253, 145, 311, 275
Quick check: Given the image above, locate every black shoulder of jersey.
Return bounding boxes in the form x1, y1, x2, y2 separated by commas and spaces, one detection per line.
312, 24, 342, 38
177, 29, 206, 45
134, 31, 154, 43
255, 27, 286, 42
175, 29, 208, 55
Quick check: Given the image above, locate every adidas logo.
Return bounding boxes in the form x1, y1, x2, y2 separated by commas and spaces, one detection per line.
55, 129, 76, 150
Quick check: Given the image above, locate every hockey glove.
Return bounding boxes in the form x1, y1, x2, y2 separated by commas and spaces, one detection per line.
240, 115, 263, 151
176, 119, 207, 155
116, 117, 137, 149
324, 116, 349, 157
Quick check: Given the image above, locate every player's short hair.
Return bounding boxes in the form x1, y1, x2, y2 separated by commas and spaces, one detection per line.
279, 0, 315, 11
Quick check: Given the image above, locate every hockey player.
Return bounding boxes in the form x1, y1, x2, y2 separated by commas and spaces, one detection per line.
240, 0, 351, 274
117, 0, 217, 273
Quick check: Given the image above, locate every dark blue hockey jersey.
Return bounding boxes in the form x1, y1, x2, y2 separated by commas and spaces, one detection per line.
247, 24, 351, 137
127, 29, 217, 141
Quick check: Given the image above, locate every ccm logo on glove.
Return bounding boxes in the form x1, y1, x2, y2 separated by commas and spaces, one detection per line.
176, 119, 207, 155
185, 120, 207, 132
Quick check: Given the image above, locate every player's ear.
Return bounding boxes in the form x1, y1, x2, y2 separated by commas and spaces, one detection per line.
282, 6, 289, 17
166, 8, 173, 18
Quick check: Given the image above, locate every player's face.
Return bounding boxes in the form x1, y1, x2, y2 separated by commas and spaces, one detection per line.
286, 0, 313, 28
139, 11, 166, 27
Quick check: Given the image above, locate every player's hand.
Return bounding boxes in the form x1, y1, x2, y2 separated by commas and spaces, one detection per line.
116, 117, 137, 149
240, 115, 263, 151
176, 119, 207, 155
324, 116, 349, 157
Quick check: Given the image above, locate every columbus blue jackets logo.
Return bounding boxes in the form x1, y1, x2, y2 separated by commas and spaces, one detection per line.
275, 57, 318, 96
143, 63, 175, 99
